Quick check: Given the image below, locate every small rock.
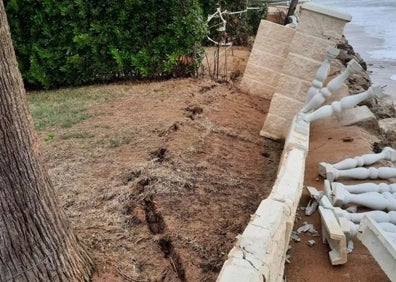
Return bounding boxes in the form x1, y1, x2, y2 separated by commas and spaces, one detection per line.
291, 231, 301, 242
307, 240, 316, 247
297, 222, 317, 235
346, 205, 358, 213
347, 240, 354, 253
342, 136, 354, 142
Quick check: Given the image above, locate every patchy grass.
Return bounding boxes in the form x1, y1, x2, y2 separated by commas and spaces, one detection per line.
44, 132, 56, 142
108, 129, 139, 148
61, 131, 95, 140
27, 87, 116, 131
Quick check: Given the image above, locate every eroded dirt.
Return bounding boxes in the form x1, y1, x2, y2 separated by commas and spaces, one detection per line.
37, 70, 282, 280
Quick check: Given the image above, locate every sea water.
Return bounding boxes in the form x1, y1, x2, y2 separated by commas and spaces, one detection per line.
312, 0, 396, 98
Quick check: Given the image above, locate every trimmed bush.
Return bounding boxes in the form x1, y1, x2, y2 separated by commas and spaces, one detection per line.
6, 0, 206, 89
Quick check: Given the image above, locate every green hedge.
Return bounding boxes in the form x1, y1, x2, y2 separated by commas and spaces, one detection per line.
6, 0, 206, 89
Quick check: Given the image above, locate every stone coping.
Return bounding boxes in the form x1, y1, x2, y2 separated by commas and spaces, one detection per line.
302, 2, 352, 22
217, 116, 309, 282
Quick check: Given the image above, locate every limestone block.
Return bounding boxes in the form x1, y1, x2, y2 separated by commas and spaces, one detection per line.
283, 53, 322, 82
243, 64, 280, 87
248, 200, 289, 281
339, 105, 376, 126
270, 149, 306, 208
240, 20, 295, 98
299, 3, 351, 42
253, 36, 292, 58
216, 257, 262, 282
285, 116, 310, 153
232, 224, 278, 272
261, 95, 304, 140
239, 76, 277, 99
258, 20, 295, 44
260, 113, 288, 140
292, 32, 336, 62
301, 2, 352, 22
276, 74, 311, 103
227, 224, 271, 270
222, 199, 290, 282
269, 93, 304, 118
357, 216, 396, 281
249, 48, 286, 72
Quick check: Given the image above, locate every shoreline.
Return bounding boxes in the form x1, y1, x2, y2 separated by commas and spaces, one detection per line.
367, 60, 396, 99
345, 23, 396, 100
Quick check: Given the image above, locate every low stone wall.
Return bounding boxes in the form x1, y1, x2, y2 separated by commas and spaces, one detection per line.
239, 20, 295, 100
217, 117, 309, 282
261, 3, 351, 140
217, 3, 354, 281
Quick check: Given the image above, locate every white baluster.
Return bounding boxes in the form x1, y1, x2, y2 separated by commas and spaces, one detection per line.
334, 207, 396, 224
332, 182, 396, 194
334, 147, 396, 170
305, 46, 340, 104
327, 166, 396, 182
303, 85, 383, 123
301, 59, 364, 113
332, 185, 396, 211
341, 218, 396, 237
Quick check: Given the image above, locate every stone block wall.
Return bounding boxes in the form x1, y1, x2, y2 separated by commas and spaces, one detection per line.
217, 4, 352, 281
239, 20, 295, 99
297, 3, 352, 42
217, 117, 309, 282
260, 3, 352, 140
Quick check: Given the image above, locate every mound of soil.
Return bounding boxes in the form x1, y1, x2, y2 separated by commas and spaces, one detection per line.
39, 74, 282, 281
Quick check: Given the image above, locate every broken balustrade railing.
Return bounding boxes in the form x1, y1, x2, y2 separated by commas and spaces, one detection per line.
302, 148, 396, 281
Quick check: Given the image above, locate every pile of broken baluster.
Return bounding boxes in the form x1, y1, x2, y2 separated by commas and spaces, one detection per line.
305, 146, 396, 280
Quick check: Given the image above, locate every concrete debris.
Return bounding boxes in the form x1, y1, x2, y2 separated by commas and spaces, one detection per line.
347, 240, 354, 254
297, 222, 318, 235
291, 231, 301, 242
305, 199, 319, 216
307, 240, 316, 247
346, 205, 358, 213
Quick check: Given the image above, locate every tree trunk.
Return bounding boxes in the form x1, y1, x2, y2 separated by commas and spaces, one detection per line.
284, 0, 299, 25
0, 2, 94, 281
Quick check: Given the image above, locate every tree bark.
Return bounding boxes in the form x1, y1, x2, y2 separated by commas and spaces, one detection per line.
284, 0, 299, 25
0, 2, 94, 281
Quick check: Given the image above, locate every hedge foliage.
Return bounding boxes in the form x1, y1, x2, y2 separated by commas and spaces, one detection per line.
6, 0, 207, 89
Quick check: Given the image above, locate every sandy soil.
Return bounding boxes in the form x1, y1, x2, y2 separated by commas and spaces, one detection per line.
35, 45, 393, 281
285, 116, 390, 281
36, 47, 283, 281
